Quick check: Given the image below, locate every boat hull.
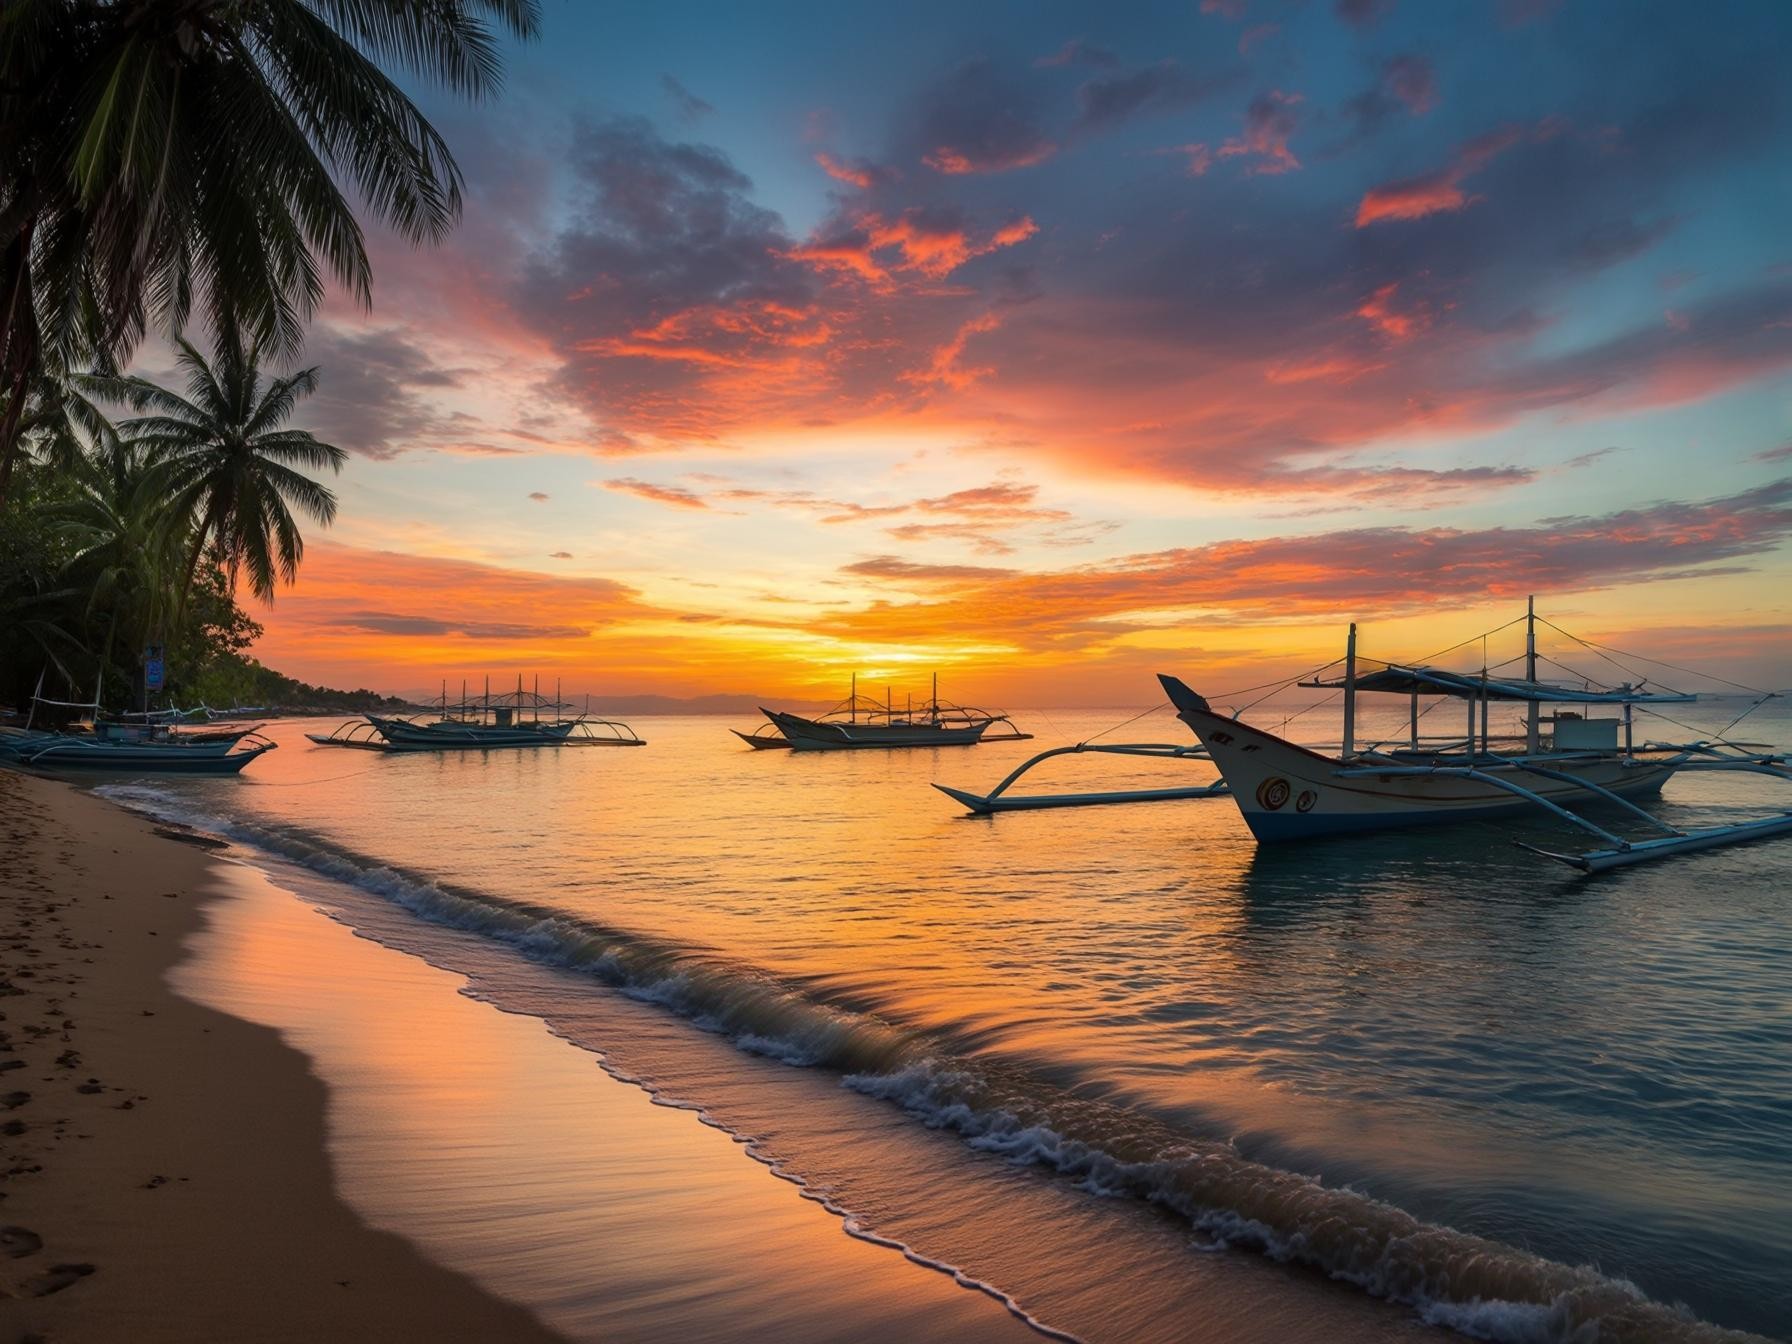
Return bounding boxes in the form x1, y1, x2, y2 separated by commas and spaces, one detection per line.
732, 728, 792, 750
1, 738, 273, 774
1165, 696, 1674, 842
366, 716, 575, 750
763, 709, 991, 751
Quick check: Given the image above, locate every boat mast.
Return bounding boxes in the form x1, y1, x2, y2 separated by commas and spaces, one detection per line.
1525, 595, 1540, 754
1342, 623, 1357, 757
851, 672, 857, 724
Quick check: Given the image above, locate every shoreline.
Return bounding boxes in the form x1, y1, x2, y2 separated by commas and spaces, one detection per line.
0, 769, 1042, 1343
0, 768, 567, 1342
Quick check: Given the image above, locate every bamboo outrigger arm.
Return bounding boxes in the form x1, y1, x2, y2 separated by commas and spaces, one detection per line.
935, 742, 1230, 814
1333, 760, 1792, 872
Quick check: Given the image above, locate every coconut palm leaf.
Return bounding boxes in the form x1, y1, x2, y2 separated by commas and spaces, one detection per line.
114, 325, 345, 603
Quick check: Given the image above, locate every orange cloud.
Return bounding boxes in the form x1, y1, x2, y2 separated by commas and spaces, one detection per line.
828, 481, 1792, 650
788, 210, 1038, 288
923, 142, 1057, 175
1264, 354, 1389, 384
1355, 125, 1522, 226
904, 313, 1002, 390
1355, 282, 1430, 340
814, 152, 876, 188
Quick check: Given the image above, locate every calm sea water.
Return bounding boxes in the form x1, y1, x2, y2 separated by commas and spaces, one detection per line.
100, 697, 1792, 1342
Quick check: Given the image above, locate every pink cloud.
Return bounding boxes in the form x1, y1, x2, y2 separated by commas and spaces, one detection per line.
1355, 125, 1523, 227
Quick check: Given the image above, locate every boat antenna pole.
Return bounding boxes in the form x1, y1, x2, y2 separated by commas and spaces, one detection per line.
1526, 595, 1540, 754
1342, 623, 1357, 757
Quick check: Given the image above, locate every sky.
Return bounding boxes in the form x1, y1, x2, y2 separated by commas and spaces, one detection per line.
232, 0, 1792, 704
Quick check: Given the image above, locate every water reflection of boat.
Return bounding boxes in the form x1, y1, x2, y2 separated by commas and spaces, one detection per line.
1160, 598, 1792, 872
752, 675, 1031, 752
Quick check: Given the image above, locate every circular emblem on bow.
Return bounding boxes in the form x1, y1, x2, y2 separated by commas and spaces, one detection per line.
1256, 777, 1292, 810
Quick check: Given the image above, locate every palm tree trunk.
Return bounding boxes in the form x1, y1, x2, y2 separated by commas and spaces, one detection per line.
0, 214, 40, 508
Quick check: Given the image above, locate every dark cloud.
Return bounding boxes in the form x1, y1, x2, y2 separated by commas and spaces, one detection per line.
1335, 0, 1395, 27
1219, 89, 1303, 173
1561, 216, 1678, 268
842, 556, 1018, 582
510, 118, 821, 439
916, 58, 1058, 174
660, 74, 714, 124
339, 611, 592, 640
1036, 38, 1119, 70
1073, 60, 1233, 134
298, 327, 466, 460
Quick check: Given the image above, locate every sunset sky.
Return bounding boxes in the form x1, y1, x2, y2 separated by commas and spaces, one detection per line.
227, 0, 1791, 703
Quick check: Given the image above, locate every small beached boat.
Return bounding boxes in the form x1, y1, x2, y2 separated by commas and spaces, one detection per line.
1157, 599, 1792, 871
0, 690, 274, 775
753, 675, 1030, 752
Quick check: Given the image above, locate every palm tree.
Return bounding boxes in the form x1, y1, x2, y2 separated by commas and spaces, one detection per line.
48, 439, 190, 700
0, 0, 540, 501
107, 326, 346, 604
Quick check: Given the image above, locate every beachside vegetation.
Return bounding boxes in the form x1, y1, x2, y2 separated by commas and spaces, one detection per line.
0, 328, 346, 710
0, 0, 540, 714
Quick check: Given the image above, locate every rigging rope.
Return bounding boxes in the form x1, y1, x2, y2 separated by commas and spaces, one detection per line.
1535, 616, 1771, 696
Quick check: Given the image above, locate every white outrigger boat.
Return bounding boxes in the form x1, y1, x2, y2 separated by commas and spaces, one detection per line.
941, 600, 1792, 872
310, 678, 644, 752
747, 675, 1031, 752
1158, 601, 1792, 872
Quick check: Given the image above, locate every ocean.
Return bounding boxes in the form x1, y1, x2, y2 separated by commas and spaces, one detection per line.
98, 696, 1792, 1342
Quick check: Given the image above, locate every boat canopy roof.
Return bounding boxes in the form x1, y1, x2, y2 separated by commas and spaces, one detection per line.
1300, 663, 1696, 704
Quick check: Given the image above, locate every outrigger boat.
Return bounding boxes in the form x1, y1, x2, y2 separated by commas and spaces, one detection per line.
731, 722, 793, 750
751, 674, 1031, 752
1156, 599, 1792, 872
0, 681, 275, 775
310, 678, 644, 752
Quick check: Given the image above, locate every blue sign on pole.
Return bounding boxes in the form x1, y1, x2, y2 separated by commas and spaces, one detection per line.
144, 645, 165, 692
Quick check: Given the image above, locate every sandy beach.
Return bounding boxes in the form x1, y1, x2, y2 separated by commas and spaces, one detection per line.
0, 768, 1043, 1343
0, 768, 566, 1341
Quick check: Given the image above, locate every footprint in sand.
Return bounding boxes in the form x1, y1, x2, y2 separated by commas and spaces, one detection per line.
0, 1226, 42, 1259
24, 1262, 94, 1295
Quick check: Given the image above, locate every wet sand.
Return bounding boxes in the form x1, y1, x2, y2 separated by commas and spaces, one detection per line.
0, 768, 564, 1341
0, 769, 1040, 1342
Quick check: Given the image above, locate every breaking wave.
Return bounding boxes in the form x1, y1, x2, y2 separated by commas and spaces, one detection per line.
98, 784, 1761, 1344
